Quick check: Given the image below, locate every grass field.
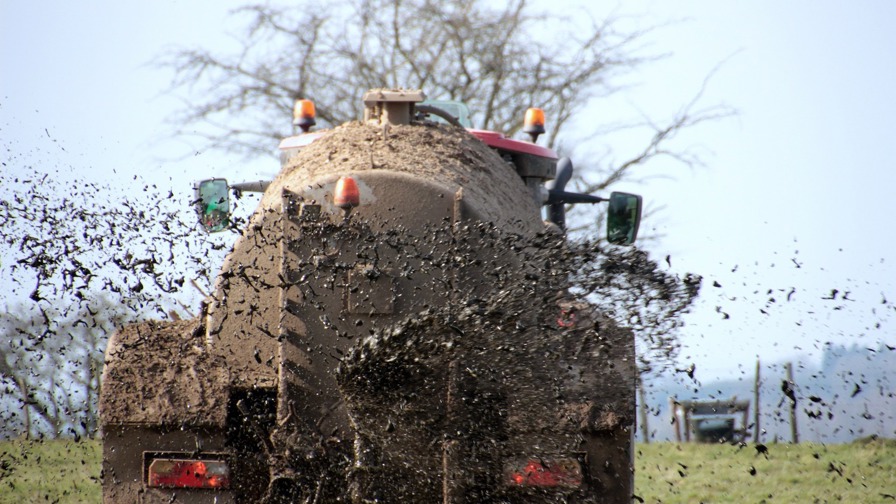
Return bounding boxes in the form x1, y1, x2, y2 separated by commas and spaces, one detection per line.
0, 438, 893, 502
0, 438, 100, 504
636, 438, 896, 503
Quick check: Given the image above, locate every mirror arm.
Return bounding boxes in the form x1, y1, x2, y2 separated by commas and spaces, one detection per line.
546, 190, 605, 205
230, 180, 271, 193
544, 189, 605, 232
543, 157, 605, 230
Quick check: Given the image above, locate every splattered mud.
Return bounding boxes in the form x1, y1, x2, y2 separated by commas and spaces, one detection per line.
273, 122, 541, 229
99, 318, 230, 427
3, 121, 700, 503
207, 210, 695, 502
180, 123, 701, 501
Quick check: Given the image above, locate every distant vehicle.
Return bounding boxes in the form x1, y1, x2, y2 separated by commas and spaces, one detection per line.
100, 88, 641, 503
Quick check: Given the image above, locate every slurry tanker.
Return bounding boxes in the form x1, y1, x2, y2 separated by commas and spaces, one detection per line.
100, 89, 642, 503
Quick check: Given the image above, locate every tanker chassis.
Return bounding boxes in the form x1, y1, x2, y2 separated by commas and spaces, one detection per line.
100, 89, 642, 503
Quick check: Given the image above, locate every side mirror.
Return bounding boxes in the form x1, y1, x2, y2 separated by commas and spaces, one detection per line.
194, 178, 230, 233
606, 191, 642, 245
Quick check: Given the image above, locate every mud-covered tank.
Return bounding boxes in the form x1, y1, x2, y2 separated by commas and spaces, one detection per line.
100, 89, 641, 503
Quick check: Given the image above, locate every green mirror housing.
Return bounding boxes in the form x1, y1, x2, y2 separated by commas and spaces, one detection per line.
195, 178, 230, 233
606, 191, 642, 245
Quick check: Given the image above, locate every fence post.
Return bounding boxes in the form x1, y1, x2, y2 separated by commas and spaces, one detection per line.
785, 361, 799, 443
753, 359, 761, 443
670, 397, 681, 442
638, 380, 649, 444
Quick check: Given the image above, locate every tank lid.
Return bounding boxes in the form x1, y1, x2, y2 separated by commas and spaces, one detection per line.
362, 88, 426, 126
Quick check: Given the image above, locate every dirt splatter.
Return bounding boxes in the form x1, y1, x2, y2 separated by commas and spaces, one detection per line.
269, 121, 542, 231
99, 318, 230, 427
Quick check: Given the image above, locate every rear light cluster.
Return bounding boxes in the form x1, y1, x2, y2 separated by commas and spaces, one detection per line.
147, 458, 230, 489
505, 458, 583, 488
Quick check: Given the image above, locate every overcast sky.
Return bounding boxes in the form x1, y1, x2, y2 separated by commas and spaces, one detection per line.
2, 1, 894, 381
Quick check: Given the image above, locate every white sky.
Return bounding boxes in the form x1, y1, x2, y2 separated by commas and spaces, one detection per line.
2, 1, 894, 381
592, 1, 896, 378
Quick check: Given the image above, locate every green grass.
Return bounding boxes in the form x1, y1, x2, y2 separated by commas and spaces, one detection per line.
0, 438, 894, 502
0, 439, 101, 504
635, 438, 896, 503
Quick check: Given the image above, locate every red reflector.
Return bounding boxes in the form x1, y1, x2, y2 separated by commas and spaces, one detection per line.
147, 459, 230, 489
334, 176, 360, 209
557, 308, 577, 328
506, 458, 583, 488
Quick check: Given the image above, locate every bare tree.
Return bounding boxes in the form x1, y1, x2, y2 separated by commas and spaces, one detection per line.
0, 296, 138, 439
159, 0, 728, 178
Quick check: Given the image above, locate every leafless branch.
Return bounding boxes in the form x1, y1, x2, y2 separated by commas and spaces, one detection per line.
156, 0, 652, 161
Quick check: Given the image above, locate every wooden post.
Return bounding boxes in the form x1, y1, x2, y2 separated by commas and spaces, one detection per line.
638, 381, 650, 444
753, 359, 761, 443
785, 362, 799, 443
670, 398, 681, 442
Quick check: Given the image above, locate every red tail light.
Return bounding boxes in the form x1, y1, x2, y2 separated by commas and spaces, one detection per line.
506, 458, 583, 488
147, 458, 230, 489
